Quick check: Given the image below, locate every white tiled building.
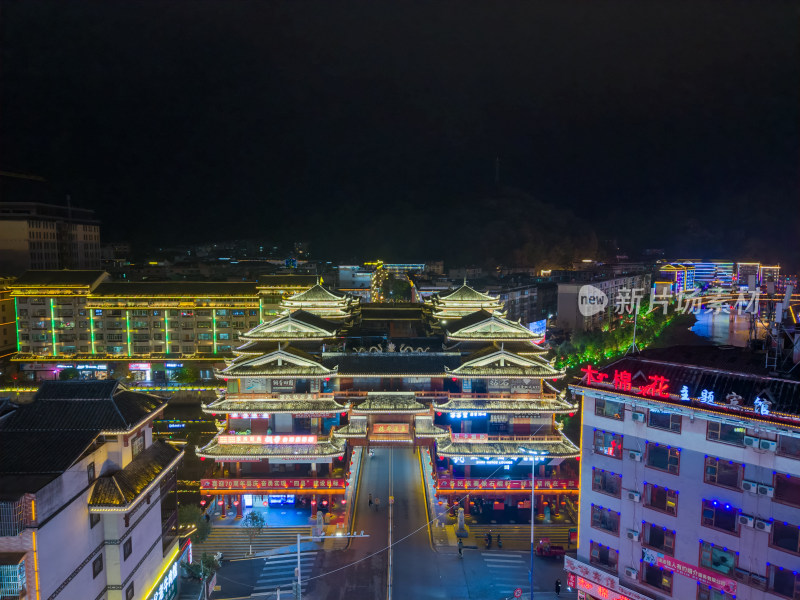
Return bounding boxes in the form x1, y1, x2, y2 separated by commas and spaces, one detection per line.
569, 349, 800, 600
0, 380, 184, 600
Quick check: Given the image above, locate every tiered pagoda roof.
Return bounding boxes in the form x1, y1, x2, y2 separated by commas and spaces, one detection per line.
197, 437, 346, 460
239, 310, 340, 342
280, 284, 358, 319
448, 344, 565, 380
444, 310, 545, 352
351, 392, 428, 414
204, 393, 346, 415
436, 435, 580, 459
427, 283, 505, 320
219, 345, 336, 378
437, 395, 576, 415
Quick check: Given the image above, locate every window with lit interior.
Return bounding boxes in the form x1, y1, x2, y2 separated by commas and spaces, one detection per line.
701, 500, 739, 534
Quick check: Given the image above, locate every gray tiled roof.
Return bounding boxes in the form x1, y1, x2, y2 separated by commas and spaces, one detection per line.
436, 435, 580, 458
92, 281, 259, 297
197, 437, 346, 460
89, 441, 182, 508
589, 352, 800, 417
11, 270, 108, 288
3, 381, 164, 432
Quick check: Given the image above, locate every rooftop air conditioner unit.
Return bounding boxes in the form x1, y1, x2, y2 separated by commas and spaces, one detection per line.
743, 435, 759, 448
627, 529, 640, 541
628, 450, 642, 461
627, 490, 641, 502
757, 485, 774, 498
742, 480, 758, 493
738, 514, 754, 528
625, 567, 638, 578
632, 412, 645, 423
759, 439, 777, 452
755, 519, 772, 532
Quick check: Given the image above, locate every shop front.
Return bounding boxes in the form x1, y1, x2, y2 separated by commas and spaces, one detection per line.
564, 556, 653, 600
199, 477, 348, 519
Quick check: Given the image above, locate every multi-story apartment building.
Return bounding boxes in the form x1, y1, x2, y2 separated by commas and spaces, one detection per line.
0, 380, 185, 600
0, 201, 101, 274
568, 347, 800, 600
557, 272, 653, 332
197, 283, 580, 522
0, 277, 16, 359
10, 271, 317, 381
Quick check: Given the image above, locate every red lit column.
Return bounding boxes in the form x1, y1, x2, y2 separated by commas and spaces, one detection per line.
236, 495, 243, 518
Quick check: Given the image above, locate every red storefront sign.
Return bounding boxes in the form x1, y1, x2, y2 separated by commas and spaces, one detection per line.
452, 433, 489, 442
574, 576, 634, 600
564, 557, 652, 600
647, 552, 737, 594
218, 434, 318, 444
373, 423, 410, 434
436, 478, 578, 491
201, 478, 346, 491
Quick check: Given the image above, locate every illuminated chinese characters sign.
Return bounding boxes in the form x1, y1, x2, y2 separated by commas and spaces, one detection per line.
146, 562, 178, 600
581, 366, 669, 398
582, 365, 773, 417
218, 434, 317, 444
201, 478, 346, 491
574, 576, 633, 600
437, 478, 578, 491
452, 433, 489, 442
373, 423, 409, 434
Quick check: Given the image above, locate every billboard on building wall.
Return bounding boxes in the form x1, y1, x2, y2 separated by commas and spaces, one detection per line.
528, 319, 547, 336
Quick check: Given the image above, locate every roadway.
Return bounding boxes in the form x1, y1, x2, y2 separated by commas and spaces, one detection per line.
212, 446, 575, 599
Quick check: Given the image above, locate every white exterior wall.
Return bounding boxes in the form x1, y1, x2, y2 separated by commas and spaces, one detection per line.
578, 389, 800, 600
0, 429, 176, 600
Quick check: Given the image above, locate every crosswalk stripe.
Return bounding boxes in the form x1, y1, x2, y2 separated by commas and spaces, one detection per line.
267, 551, 318, 559
481, 552, 523, 558
485, 559, 524, 566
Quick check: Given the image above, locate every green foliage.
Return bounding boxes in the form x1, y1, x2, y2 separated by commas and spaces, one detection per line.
181, 552, 219, 578
242, 511, 266, 539
172, 366, 199, 383
554, 295, 676, 369
58, 368, 80, 380
178, 504, 211, 543
381, 273, 412, 301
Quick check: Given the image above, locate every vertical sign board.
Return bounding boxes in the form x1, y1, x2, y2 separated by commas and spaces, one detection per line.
146, 561, 179, 600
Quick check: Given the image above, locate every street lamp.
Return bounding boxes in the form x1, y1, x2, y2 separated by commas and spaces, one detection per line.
519, 447, 549, 600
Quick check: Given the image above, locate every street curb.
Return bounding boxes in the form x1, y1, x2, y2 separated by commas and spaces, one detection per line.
417, 446, 438, 553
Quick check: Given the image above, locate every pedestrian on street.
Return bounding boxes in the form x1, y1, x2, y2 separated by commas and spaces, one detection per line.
555, 578, 561, 596
369, 493, 373, 509
457, 538, 463, 557
375, 497, 380, 511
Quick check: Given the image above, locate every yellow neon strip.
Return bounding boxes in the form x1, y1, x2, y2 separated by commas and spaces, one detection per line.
30, 500, 36, 521
32, 530, 41, 600
142, 543, 180, 599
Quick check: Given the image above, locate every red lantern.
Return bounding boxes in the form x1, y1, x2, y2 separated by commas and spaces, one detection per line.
322, 500, 328, 506
568, 412, 575, 417
200, 457, 206, 461
311, 500, 317, 506
218, 500, 224, 506
341, 499, 346, 505
341, 412, 346, 416
263, 501, 268, 506
233, 500, 240, 506
200, 500, 206, 506
436, 412, 442, 416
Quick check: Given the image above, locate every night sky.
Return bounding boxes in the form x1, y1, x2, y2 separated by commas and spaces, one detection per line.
1, 1, 797, 267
